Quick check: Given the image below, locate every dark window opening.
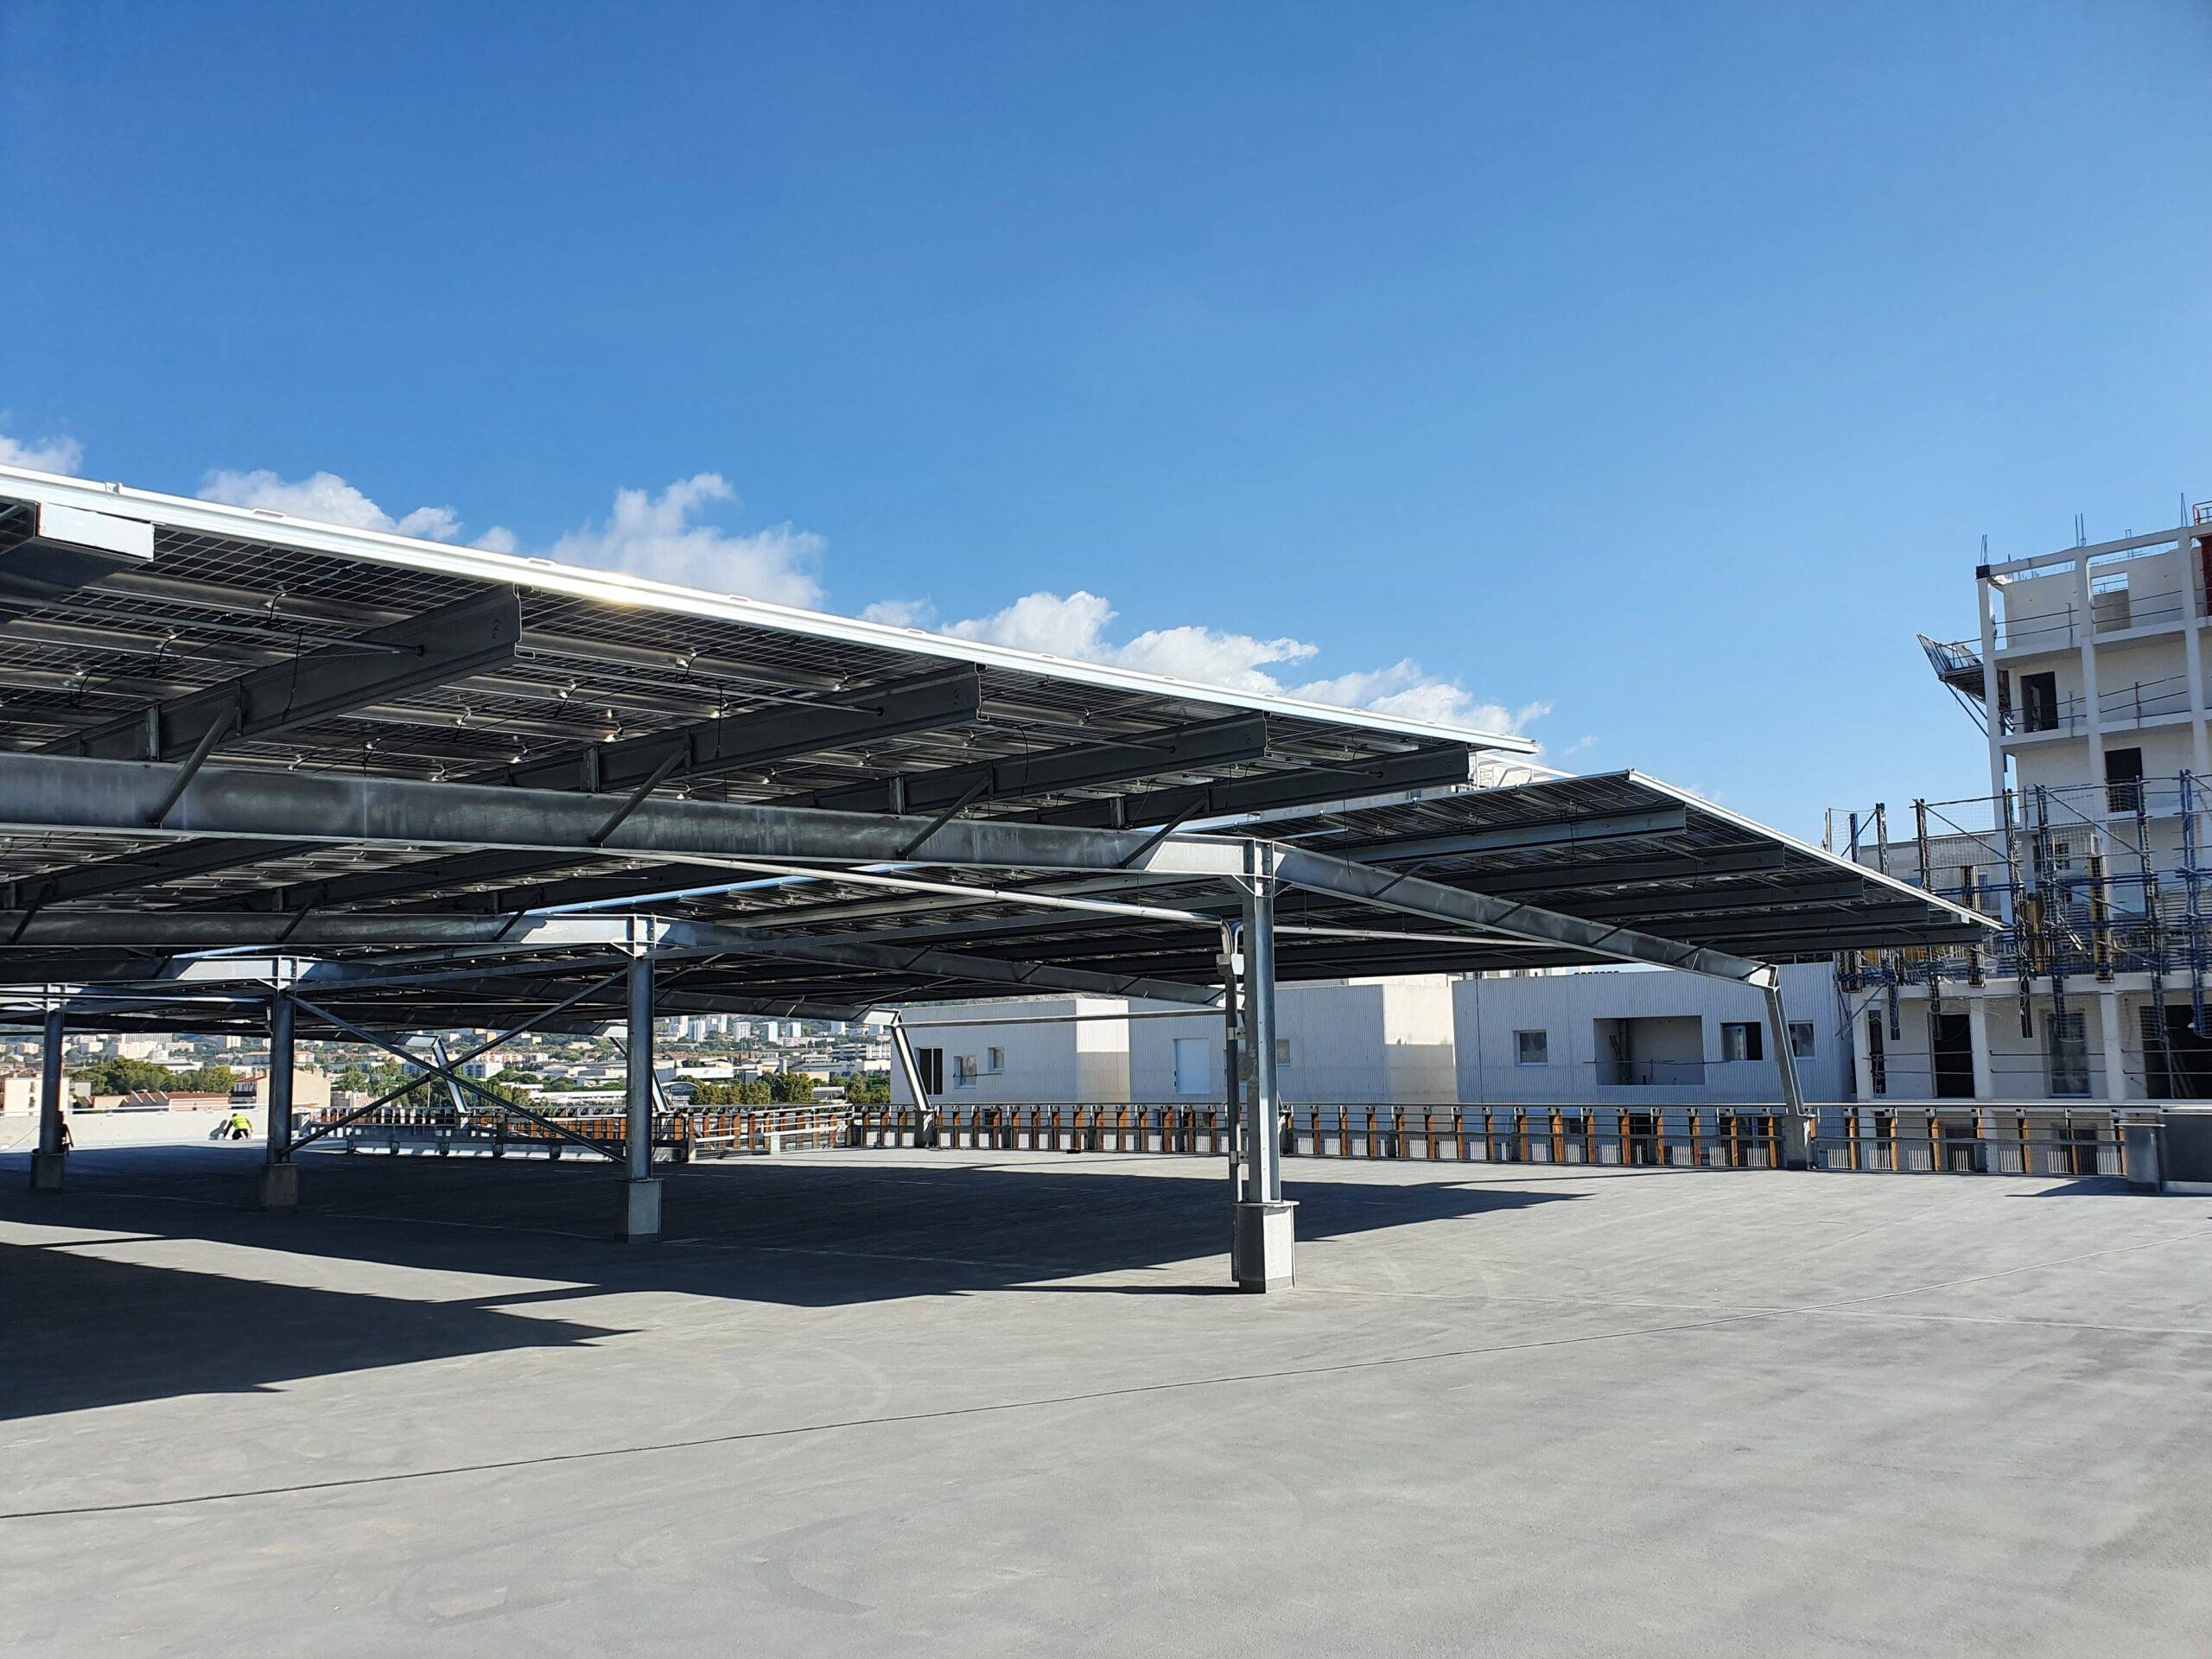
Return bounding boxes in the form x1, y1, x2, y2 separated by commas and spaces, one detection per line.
1720, 1021, 1763, 1063
2107, 746, 2144, 815
1930, 1012, 1975, 1099
2140, 1005, 2212, 1100
2020, 671, 2059, 734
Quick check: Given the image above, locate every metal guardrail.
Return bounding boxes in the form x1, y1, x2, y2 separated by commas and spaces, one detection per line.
326, 1100, 2163, 1183
328, 1103, 849, 1160
868, 1103, 2166, 1180
856, 1103, 1789, 1170
1811, 1109, 2143, 1177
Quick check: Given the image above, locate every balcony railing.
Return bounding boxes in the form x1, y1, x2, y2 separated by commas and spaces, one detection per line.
1599, 1059, 1707, 1088
1991, 580, 2199, 654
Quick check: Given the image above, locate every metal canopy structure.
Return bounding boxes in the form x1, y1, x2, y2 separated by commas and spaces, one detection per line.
0, 463, 1991, 1272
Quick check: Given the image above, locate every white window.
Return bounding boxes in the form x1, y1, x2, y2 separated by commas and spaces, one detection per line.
1789, 1022, 1816, 1059
1514, 1029, 1548, 1066
951, 1055, 978, 1088
1172, 1037, 1211, 1096
985, 1046, 1006, 1074
1720, 1022, 1764, 1063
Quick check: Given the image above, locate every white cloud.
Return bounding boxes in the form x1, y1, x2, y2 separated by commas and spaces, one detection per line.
0, 429, 85, 474
198, 468, 469, 543
1291, 661, 1549, 736
859, 597, 935, 629
883, 588, 1544, 738
195, 467, 823, 608
546, 474, 823, 608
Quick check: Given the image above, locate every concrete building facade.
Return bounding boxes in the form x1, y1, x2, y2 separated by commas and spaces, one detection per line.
1452, 963, 1850, 1107
890, 999, 1132, 1107
1129, 977, 1458, 1107
885, 969, 1839, 1111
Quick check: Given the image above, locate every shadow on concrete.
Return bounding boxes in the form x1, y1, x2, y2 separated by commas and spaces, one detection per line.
0, 1236, 625, 1422
2012, 1177, 2190, 1198
0, 1141, 1574, 1419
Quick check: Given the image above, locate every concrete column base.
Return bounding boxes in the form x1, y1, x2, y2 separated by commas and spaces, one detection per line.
622, 1178, 663, 1241
1231, 1198, 1296, 1293
1780, 1114, 1815, 1171
257, 1162, 299, 1209
29, 1151, 65, 1192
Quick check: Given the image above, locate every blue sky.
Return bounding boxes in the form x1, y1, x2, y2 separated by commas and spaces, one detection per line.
4, 2, 2209, 836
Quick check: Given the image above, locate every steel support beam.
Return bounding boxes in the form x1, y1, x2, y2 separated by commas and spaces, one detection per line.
1023, 744, 1473, 830
30, 1002, 65, 1191
0, 910, 1226, 1006
890, 1018, 937, 1144
1269, 847, 1778, 987
1454, 847, 1789, 894
44, 669, 982, 909
1764, 979, 1811, 1168
1219, 922, 1242, 1186
0, 751, 1255, 880
1556, 879, 1868, 921
624, 955, 660, 1240
288, 974, 635, 1160
485, 666, 982, 793
796, 713, 1269, 815
1329, 806, 1690, 863
1230, 852, 1293, 1291
40, 588, 523, 763
0, 505, 154, 618
258, 991, 298, 1208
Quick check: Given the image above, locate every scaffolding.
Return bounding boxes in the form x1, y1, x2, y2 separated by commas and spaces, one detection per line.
1827, 773, 2212, 1087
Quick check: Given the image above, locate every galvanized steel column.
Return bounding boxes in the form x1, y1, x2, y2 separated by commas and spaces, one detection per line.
1242, 866, 1281, 1205
30, 1002, 65, 1191
1219, 923, 1242, 1180
621, 953, 664, 1239
266, 993, 296, 1160
1230, 849, 1294, 1290
257, 992, 300, 1207
1764, 980, 1804, 1116
626, 955, 655, 1185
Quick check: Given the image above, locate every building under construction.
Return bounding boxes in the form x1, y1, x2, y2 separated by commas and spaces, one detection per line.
1840, 509, 2212, 1103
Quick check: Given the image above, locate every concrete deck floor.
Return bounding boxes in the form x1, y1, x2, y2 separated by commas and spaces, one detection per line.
3, 1140, 2209, 1658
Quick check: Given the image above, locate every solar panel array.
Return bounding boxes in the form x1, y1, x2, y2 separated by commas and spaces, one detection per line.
0, 474, 1984, 1033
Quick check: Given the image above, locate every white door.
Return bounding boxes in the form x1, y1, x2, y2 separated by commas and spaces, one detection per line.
1173, 1038, 1210, 1096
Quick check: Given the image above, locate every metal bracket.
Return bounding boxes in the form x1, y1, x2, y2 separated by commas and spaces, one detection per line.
147, 705, 239, 826
589, 749, 685, 846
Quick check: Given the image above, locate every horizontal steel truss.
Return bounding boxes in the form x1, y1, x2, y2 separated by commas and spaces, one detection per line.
40, 588, 524, 762
0, 751, 1782, 987
16, 914, 1230, 1006
10, 665, 987, 908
